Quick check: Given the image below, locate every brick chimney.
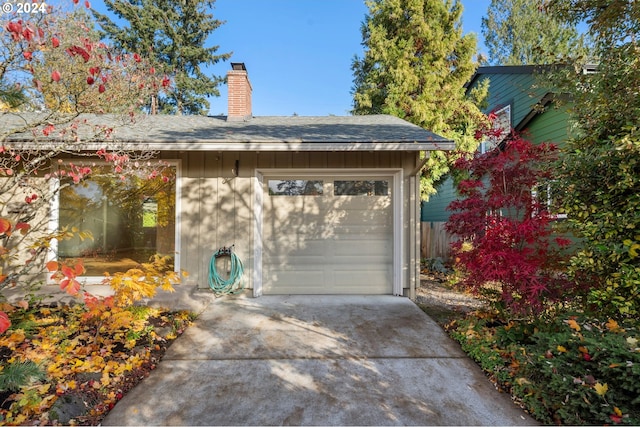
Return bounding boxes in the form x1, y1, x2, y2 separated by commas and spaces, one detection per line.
227, 62, 252, 121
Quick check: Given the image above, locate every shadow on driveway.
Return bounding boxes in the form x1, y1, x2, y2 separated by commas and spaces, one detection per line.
103, 295, 536, 426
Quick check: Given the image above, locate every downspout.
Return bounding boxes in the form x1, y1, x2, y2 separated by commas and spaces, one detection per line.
408, 152, 430, 300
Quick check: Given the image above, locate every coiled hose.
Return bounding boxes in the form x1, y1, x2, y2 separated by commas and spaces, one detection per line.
208, 247, 245, 295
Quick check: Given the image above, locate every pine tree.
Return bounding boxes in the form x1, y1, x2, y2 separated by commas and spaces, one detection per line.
351, 0, 488, 198
0, 84, 25, 111
93, 0, 231, 115
482, 0, 588, 65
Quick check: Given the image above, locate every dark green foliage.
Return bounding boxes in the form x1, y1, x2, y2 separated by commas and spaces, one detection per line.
546, 1, 640, 318
546, 0, 640, 50
351, 0, 488, 199
93, 0, 231, 115
449, 312, 640, 425
510, 317, 640, 425
0, 84, 26, 110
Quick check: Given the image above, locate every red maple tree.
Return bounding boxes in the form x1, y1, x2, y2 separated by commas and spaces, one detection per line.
446, 133, 575, 316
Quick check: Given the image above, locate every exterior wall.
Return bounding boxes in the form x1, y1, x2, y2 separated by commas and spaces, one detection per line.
525, 103, 572, 147
422, 69, 571, 224
0, 176, 51, 285
421, 176, 456, 222
476, 72, 546, 124
173, 150, 421, 297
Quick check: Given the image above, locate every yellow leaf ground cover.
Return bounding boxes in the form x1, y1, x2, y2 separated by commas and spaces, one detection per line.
0, 303, 194, 425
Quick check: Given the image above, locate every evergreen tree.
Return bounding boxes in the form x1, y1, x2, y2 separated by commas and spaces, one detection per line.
482, 0, 588, 65
93, 0, 231, 115
0, 80, 26, 110
0, 84, 25, 111
351, 0, 488, 199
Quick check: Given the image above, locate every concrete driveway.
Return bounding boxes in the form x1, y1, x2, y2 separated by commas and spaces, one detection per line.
102, 294, 536, 426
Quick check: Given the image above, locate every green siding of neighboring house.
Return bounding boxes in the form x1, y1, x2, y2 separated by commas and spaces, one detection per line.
525, 103, 572, 147
478, 72, 545, 127
421, 66, 572, 223
421, 177, 456, 222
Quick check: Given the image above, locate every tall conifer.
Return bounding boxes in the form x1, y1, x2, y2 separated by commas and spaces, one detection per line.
482, 0, 587, 65
351, 0, 488, 198
93, 0, 231, 115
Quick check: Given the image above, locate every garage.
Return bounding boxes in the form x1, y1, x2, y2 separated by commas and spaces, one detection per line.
261, 173, 396, 294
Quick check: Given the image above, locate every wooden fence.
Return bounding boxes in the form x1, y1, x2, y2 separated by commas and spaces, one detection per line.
420, 221, 453, 261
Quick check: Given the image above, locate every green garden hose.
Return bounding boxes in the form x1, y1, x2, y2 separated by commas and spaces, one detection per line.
208, 246, 245, 295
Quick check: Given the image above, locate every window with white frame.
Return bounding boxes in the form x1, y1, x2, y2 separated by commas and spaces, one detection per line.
482, 104, 512, 153
334, 180, 389, 196
532, 180, 567, 220
56, 163, 178, 276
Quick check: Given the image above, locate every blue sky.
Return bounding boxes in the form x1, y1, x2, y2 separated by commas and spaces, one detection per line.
87, 0, 491, 116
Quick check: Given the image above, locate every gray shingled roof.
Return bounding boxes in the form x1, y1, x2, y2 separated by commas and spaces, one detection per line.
1, 113, 454, 151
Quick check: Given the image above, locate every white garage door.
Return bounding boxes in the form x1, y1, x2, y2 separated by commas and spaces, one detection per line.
263, 175, 393, 294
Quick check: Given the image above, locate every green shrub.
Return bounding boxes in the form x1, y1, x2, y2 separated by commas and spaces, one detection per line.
448, 312, 514, 386
449, 312, 640, 425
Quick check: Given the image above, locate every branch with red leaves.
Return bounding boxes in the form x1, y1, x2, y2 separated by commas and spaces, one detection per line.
0, 4, 175, 334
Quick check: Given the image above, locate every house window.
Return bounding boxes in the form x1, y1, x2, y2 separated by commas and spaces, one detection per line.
268, 180, 323, 196
483, 104, 512, 152
57, 164, 177, 276
334, 180, 389, 196
532, 181, 567, 220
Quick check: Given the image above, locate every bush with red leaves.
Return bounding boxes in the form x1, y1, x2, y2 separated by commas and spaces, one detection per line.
446, 134, 576, 316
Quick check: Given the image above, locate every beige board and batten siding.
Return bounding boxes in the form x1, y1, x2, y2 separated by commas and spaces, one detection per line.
176, 150, 419, 296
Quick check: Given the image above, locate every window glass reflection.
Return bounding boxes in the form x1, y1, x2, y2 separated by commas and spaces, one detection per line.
334, 180, 389, 196
268, 180, 323, 196
58, 165, 176, 275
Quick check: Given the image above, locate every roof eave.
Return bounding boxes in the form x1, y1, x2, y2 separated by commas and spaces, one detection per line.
6, 140, 456, 152
155, 141, 456, 151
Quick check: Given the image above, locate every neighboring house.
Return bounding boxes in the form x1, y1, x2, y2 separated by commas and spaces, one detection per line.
420, 65, 579, 259
1, 63, 453, 300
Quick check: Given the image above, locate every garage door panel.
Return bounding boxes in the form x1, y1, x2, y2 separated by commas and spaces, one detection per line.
265, 225, 327, 241
264, 271, 326, 294
268, 199, 324, 214
264, 255, 328, 271
264, 216, 326, 235
331, 211, 391, 227
333, 271, 390, 294
332, 240, 389, 256
263, 174, 394, 295
332, 225, 391, 237
268, 223, 391, 240
332, 198, 391, 209
264, 238, 327, 255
